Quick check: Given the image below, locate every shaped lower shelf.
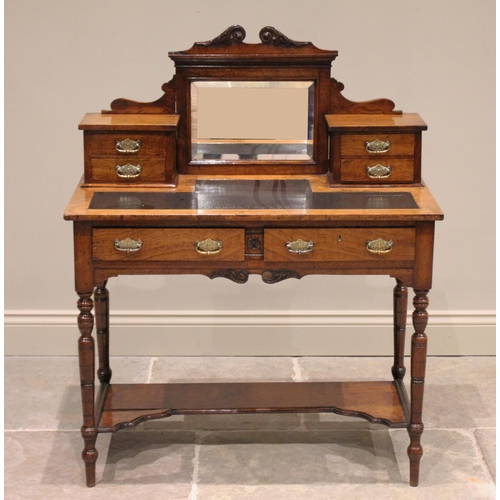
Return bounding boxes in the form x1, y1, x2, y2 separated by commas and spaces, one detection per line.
97, 381, 409, 432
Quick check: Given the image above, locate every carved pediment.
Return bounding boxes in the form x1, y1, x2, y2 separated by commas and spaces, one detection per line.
169, 25, 338, 66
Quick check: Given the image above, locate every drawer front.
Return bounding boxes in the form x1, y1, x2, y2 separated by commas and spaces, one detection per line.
93, 228, 245, 261
88, 132, 167, 157
340, 159, 415, 183
90, 158, 166, 183
264, 228, 415, 262
341, 134, 414, 157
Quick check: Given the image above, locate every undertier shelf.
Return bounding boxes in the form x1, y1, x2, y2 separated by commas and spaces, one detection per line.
97, 381, 409, 432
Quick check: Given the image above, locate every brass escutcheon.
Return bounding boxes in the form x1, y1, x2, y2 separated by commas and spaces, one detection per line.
114, 237, 143, 253
116, 163, 142, 178
365, 138, 390, 154
366, 238, 394, 254
195, 238, 223, 255
367, 164, 392, 179
286, 239, 314, 254
115, 138, 141, 153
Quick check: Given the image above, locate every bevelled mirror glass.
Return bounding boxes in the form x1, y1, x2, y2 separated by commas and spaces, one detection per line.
191, 81, 314, 162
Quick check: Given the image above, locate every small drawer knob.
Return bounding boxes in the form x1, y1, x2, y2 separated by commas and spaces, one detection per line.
286, 239, 314, 255
366, 164, 392, 179
365, 139, 390, 154
116, 163, 142, 179
366, 238, 394, 254
195, 238, 223, 255
115, 138, 141, 153
114, 238, 143, 253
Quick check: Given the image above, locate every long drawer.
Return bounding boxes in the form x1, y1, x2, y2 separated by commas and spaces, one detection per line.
264, 228, 416, 262
93, 228, 245, 261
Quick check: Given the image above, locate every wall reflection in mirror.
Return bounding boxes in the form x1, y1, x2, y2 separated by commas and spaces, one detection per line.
191, 81, 314, 162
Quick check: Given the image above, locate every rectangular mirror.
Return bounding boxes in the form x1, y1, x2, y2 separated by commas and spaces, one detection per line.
191, 81, 314, 162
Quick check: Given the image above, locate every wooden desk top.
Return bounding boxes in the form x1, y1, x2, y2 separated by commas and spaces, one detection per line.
79, 113, 180, 131
325, 113, 427, 132
64, 175, 443, 224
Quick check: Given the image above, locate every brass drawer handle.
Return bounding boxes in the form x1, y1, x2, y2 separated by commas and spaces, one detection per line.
365, 139, 390, 154
114, 237, 143, 253
367, 164, 392, 179
195, 238, 222, 255
366, 238, 394, 254
115, 138, 141, 153
116, 163, 142, 179
286, 239, 314, 255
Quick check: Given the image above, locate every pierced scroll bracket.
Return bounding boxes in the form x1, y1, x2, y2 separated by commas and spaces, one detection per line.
262, 270, 302, 284
210, 269, 249, 284
330, 77, 400, 115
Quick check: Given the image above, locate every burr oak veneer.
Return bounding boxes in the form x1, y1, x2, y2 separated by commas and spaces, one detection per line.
64, 26, 443, 488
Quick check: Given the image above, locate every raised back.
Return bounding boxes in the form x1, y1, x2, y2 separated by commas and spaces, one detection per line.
104, 25, 400, 176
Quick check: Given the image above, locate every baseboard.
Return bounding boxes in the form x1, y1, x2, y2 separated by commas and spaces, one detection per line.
4, 310, 495, 356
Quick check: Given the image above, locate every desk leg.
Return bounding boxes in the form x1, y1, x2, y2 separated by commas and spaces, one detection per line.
95, 282, 112, 384
408, 289, 429, 486
77, 291, 98, 487
392, 279, 408, 380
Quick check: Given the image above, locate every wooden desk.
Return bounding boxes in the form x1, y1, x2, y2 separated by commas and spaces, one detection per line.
64, 26, 443, 487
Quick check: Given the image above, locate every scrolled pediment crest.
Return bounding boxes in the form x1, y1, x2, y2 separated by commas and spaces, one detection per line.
195, 25, 309, 48
196, 25, 247, 47
259, 26, 309, 47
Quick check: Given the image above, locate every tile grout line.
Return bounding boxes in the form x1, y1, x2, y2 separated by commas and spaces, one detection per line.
188, 433, 202, 500
454, 428, 496, 487
292, 357, 304, 382
4, 426, 496, 434
147, 357, 157, 383
4, 429, 81, 432
292, 357, 307, 430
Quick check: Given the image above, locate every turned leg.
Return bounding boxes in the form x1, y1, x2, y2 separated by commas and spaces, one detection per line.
77, 291, 98, 487
392, 279, 408, 380
407, 289, 429, 487
94, 282, 112, 384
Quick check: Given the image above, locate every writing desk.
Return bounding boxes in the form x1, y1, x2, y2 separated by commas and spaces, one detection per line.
64, 26, 443, 487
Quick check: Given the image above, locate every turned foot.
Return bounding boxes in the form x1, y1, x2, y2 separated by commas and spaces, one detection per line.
77, 291, 98, 487
407, 289, 429, 486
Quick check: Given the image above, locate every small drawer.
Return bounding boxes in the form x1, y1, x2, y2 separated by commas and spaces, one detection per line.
341, 134, 414, 157
93, 228, 245, 261
340, 159, 415, 183
90, 158, 166, 183
264, 228, 415, 262
87, 132, 167, 157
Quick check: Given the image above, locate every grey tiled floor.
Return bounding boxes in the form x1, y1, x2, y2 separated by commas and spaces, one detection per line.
5, 356, 496, 499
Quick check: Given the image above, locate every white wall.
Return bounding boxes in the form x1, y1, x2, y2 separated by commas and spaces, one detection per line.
5, 0, 495, 355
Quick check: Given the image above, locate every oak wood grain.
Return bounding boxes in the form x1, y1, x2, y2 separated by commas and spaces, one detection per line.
341, 134, 415, 157
79, 113, 179, 131
93, 228, 245, 262
326, 113, 427, 132
340, 158, 415, 183
89, 158, 166, 183
264, 228, 416, 262
86, 131, 167, 157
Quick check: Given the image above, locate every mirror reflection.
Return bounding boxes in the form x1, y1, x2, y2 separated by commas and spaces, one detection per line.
191, 81, 314, 161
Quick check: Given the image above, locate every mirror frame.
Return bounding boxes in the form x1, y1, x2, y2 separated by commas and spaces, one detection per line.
169, 26, 338, 175
190, 80, 315, 162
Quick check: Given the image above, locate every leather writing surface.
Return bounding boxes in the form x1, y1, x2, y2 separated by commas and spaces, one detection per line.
89, 180, 417, 210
